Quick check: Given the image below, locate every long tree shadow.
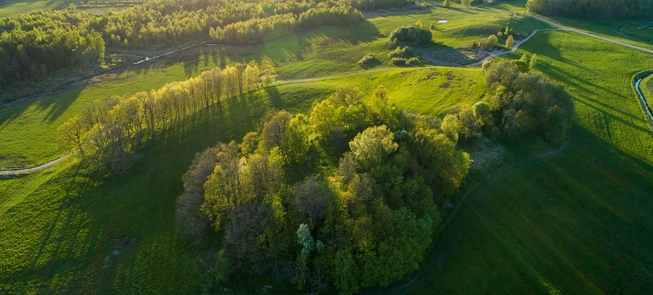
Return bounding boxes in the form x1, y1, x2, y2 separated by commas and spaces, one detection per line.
366, 125, 653, 294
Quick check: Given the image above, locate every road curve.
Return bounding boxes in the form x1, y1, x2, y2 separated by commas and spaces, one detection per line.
0, 151, 74, 176
1, 14, 650, 176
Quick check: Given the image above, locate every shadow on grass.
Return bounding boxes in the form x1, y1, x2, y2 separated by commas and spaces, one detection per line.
367, 125, 653, 295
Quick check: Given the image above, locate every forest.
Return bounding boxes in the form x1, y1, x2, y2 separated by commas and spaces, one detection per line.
0, 0, 412, 89
526, 0, 653, 20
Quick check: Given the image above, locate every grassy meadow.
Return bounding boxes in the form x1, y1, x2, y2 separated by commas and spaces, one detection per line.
0, 2, 544, 169
3, 1, 653, 294
375, 30, 653, 294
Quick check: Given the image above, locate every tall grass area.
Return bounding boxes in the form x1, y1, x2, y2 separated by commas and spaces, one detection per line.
377, 30, 653, 294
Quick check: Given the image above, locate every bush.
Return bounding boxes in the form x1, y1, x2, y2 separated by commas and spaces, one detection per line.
391, 57, 407, 65
388, 46, 415, 59
388, 21, 433, 44
405, 57, 421, 65
358, 53, 379, 67
476, 34, 499, 51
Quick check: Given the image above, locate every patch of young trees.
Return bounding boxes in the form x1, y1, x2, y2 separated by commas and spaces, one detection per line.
526, 0, 653, 21
177, 85, 472, 294
58, 62, 273, 173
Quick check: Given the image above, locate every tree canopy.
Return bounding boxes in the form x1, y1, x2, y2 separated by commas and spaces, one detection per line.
178, 85, 472, 294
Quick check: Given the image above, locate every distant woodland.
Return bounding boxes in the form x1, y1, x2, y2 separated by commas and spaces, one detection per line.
0, 0, 412, 89
527, 0, 653, 20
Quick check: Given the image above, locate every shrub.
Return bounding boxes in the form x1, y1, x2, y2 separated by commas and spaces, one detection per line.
388, 21, 433, 44
405, 57, 421, 65
358, 53, 379, 67
391, 57, 407, 65
477, 34, 499, 50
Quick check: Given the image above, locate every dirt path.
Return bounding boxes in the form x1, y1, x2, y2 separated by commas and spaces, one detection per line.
1, 14, 650, 176
0, 151, 75, 176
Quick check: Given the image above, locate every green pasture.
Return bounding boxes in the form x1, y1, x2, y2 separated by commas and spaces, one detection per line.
375, 29, 653, 294
3, 1, 653, 294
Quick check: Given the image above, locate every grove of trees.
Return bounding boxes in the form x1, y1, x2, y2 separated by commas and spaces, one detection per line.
1, 0, 413, 89
176, 85, 473, 294
58, 61, 273, 173
481, 57, 574, 143
526, 0, 653, 20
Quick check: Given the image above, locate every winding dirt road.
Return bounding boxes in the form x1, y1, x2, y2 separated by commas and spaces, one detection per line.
1, 14, 651, 176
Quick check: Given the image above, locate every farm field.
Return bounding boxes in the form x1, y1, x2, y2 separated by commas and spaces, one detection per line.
2, 0, 653, 294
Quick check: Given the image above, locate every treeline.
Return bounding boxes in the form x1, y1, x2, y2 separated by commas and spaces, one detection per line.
1, 0, 413, 89
526, 0, 653, 20
209, 4, 364, 44
58, 62, 275, 172
177, 85, 472, 294
0, 6, 105, 88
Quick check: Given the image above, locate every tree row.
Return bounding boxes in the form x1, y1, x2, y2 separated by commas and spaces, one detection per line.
58, 62, 275, 173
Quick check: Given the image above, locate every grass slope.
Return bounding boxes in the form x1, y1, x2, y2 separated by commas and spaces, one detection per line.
0, 3, 550, 169
377, 30, 653, 294
0, 64, 485, 293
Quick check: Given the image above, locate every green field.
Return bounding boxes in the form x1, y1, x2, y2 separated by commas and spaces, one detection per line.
3, 1, 653, 294
1, 3, 545, 169
375, 30, 653, 294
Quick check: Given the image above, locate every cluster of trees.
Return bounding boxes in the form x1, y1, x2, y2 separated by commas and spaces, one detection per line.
177, 85, 472, 294
388, 21, 433, 49
526, 0, 653, 21
58, 62, 274, 172
0, 6, 105, 89
388, 21, 432, 47
209, 4, 364, 45
481, 56, 573, 143
2, 0, 413, 89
